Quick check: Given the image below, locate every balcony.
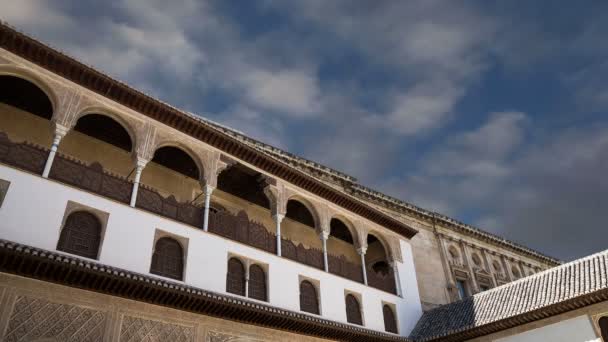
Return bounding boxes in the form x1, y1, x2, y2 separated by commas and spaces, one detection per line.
0, 89, 397, 295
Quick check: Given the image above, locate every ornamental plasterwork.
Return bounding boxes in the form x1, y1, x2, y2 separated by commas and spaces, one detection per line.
206, 330, 266, 342
3, 295, 107, 342
119, 315, 195, 342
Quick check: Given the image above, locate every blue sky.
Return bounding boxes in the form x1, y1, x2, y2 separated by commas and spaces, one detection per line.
5, 0, 608, 260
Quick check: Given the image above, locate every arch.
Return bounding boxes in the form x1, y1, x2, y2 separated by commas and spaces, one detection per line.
73, 107, 139, 151
217, 163, 270, 209
57, 211, 102, 259
0, 65, 58, 115
299, 280, 320, 315
248, 264, 267, 301
345, 294, 363, 325
329, 217, 357, 245
0, 74, 54, 120
150, 145, 201, 180
285, 197, 318, 229
226, 257, 246, 296
366, 232, 392, 262
599, 316, 608, 340
150, 237, 184, 280
73, 113, 134, 152
382, 304, 398, 334
151, 140, 205, 179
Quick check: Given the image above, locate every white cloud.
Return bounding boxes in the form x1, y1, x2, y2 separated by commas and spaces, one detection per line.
239, 69, 321, 117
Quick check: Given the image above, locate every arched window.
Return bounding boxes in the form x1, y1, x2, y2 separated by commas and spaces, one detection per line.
226, 258, 246, 296
512, 266, 521, 279
599, 316, 608, 340
248, 264, 267, 301
345, 294, 363, 325
150, 237, 184, 280
299, 280, 319, 314
57, 211, 101, 259
382, 304, 398, 334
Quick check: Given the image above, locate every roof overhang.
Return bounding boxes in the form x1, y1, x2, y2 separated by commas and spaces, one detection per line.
0, 239, 411, 342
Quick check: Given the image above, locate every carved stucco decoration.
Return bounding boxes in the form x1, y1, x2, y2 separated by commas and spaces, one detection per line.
119, 315, 195, 342
206, 331, 266, 342
201, 151, 235, 189
3, 295, 106, 342
263, 181, 287, 216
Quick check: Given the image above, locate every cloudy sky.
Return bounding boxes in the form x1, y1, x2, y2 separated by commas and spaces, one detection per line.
5, 0, 608, 261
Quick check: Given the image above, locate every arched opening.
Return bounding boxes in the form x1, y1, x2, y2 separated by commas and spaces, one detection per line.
0, 75, 54, 173
150, 237, 184, 280
226, 258, 246, 296
327, 218, 362, 281
366, 233, 396, 294
285, 199, 315, 228
57, 211, 102, 259
599, 316, 608, 340
280, 198, 323, 262
299, 280, 320, 315
345, 294, 363, 325
217, 163, 270, 209
512, 265, 521, 279
471, 253, 483, 269
382, 304, 398, 334
58, 114, 134, 176
248, 264, 267, 301
139, 145, 202, 204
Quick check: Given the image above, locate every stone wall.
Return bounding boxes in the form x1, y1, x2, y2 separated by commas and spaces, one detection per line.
0, 272, 333, 342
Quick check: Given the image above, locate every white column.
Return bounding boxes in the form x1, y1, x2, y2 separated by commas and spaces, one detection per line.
358, 247, 368, 285
320, 231, 329, 272
245, 260, 250, 298
202, 185, 214, 232
390, 261, 403, 297
42, 124, 69, 178
129, 158, 148, 207
273, 214, 284, 256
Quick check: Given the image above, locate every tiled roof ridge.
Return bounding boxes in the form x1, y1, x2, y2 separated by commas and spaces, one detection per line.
410, 247, 608, 341
0, 239, 410, 342
1, 21, 558, 265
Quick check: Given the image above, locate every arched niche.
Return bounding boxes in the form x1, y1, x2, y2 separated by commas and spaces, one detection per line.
59, 113, 135, 176
140, 145, 203, 203
217, 163, 270, 209
0, 75, 54, 146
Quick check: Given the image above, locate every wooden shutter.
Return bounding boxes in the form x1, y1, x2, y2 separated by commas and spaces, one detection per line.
248, 264, 267, 301
226, 258, 246, 296
150, 237, 184, 280
299, 280, 319, 314
345, 294, 362, 325
383, 304, 398, 333
57, 211, 101, 259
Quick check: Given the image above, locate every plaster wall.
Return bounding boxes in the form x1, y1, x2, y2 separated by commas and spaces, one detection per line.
491, 316, 597, 342
0, 164, 422, 336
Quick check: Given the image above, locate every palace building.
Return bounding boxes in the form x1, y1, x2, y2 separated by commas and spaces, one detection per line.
0, 22, 607, 341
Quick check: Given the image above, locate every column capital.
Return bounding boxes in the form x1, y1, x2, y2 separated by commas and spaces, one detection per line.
263, 182, 287, 217
319, 230, 330, 241
134, 157, 149, 169
272, 213, 285, 222
357, 246, 367, 256
202, 184, 215, 195
52, 122, 70, 138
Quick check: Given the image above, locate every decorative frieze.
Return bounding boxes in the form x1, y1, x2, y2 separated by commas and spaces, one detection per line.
120, 315, 195, 342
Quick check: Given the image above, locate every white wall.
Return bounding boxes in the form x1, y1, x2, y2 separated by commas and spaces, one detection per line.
0, 164, 423, 336
494, 315, 598, 342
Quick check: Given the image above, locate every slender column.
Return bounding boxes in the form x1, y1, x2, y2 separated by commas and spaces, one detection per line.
357, 247, 368, 286
390, 261, 403, 297
129, 158, 148, 207
273, 214, 284, 256
42, 124, 69, 178
202, 185, 214, 232
320, 231, 329, 272
244, 260, 250, 298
